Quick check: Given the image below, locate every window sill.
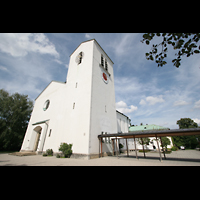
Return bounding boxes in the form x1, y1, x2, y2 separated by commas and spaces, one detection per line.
99, 64, 111, 76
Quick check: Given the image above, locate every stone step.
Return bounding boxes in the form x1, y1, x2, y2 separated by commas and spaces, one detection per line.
9, 152, 36, 156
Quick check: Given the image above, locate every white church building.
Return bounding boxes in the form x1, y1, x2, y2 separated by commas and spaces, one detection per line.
20, 39, 131, 159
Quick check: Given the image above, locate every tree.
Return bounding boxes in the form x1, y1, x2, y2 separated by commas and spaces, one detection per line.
172, 118, 200, 149
137, 137, 150, 150
141, 33, 200, 68
177, 118, 198, 129
161, 137, 171, 152
0, 89, 33, 151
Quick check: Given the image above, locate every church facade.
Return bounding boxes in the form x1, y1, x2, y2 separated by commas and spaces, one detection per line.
20, 39, 130, 159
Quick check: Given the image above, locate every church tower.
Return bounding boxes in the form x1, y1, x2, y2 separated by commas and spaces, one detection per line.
20, 39, 118, 159
64, 39, 117, 158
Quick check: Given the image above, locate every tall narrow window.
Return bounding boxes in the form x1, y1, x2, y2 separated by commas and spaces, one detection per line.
49, 129, 52, 137
101, 54, 104, 67
75, 82, 78, 88
105, 59, 108, 71
73, 102, 75, 109
78, 52, 83, 64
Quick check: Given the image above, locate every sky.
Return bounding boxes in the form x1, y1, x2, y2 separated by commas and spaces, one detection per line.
0, 33, 200, 129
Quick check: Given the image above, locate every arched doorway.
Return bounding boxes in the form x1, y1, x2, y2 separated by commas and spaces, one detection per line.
33, 126, 42, 151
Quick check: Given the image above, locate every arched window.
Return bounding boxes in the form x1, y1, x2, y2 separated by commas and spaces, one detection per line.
76, 52, 84, 64
78, 52, 83, 64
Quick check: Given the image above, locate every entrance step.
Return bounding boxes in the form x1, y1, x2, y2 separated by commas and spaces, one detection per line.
9, 151, 37, 156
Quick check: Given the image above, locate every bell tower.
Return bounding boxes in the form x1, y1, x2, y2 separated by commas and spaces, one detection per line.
65, 39, 117, 157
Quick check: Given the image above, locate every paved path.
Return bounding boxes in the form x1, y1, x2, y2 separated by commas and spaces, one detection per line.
0, 150, 200, 166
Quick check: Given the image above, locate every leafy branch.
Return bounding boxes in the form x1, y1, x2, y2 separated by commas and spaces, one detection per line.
141, 33, 200, 68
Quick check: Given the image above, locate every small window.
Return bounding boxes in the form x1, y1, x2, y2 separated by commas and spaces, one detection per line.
43, 100, 50, 111
49, 129, 52, 137
75, 82, 78, 88
105, 59, 108, 71
73, 102, 75, 109
101, 54, 104, 67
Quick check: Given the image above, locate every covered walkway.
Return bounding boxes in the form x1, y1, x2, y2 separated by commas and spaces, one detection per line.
97, 128, 200, 162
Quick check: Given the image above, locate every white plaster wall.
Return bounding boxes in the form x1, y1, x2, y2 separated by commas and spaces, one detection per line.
21, 39, 119, 156
89, 41, 117, 155
21, 81, 66, 152
116, 111, 130, 133
61, 40, 94, 154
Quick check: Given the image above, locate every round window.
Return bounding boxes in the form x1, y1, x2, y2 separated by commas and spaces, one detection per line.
43, 100, 50, 111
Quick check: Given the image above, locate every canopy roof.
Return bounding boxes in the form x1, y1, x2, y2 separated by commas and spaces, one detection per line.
98, 128, 200, 139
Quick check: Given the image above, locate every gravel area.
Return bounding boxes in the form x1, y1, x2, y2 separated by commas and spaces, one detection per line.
0, 150, 200, 166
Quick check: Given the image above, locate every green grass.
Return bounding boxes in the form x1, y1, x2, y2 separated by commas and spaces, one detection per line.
138, 150, 151, 153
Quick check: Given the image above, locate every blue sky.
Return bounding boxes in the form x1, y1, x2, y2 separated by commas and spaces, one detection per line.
0, 33, 200, 129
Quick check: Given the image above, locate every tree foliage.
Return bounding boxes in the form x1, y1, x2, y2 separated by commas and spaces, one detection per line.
137, 137, 150, 149
141, 33, 200, 68
172, 118, 200, 149
0, 89, 33, 151
160, 137, 171, 152
177, 118, 198, 129
58, 143, 73, 158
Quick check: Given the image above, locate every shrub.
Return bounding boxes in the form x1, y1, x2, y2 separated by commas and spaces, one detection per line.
43, 153, 47, 156
171, 146, 178, 151
58, 143, 73, 158
56, 153, 60, 158
46, 149, 53, 156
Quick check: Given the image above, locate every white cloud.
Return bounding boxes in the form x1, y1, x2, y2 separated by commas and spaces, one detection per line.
193, 118, 200, 125
194, 100, 200, 108
139, 99, 146, 105
108, 33, 143, 64
173, 100, 189, 107
116, 100, 137, 114
140, 95, 165, 106
146, 96, 165, 105
0, 33, 59, 58
85, 34, 91, 39
0, 65, 8, 72
54, 59, 63, 65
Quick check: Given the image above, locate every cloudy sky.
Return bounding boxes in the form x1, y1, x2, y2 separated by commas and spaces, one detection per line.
0, 33, 200, 129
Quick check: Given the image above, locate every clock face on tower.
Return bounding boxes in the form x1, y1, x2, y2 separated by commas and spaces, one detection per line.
102, 72, 108, 84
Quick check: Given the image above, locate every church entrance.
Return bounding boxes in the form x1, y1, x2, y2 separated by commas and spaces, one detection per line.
33, 126, 42, 151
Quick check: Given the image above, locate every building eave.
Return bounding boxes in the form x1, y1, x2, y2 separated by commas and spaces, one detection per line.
70, 39, 114, 64
35, 80, 66, 101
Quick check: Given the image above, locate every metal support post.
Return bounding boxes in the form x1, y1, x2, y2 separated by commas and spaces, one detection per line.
160, 136, 166, 159
156, 135, 162, 162
133, 136, 138, 159
141, 138, 146, 158
126, 138, 129, 157
100, 137, 103, 158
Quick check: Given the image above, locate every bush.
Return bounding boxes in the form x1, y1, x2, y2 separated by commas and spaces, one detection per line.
46, 149, 53, 156
56, 153, 60, 158
58, 143, 73, 158
171, 146, 178, 151
43, 153, 47, 156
